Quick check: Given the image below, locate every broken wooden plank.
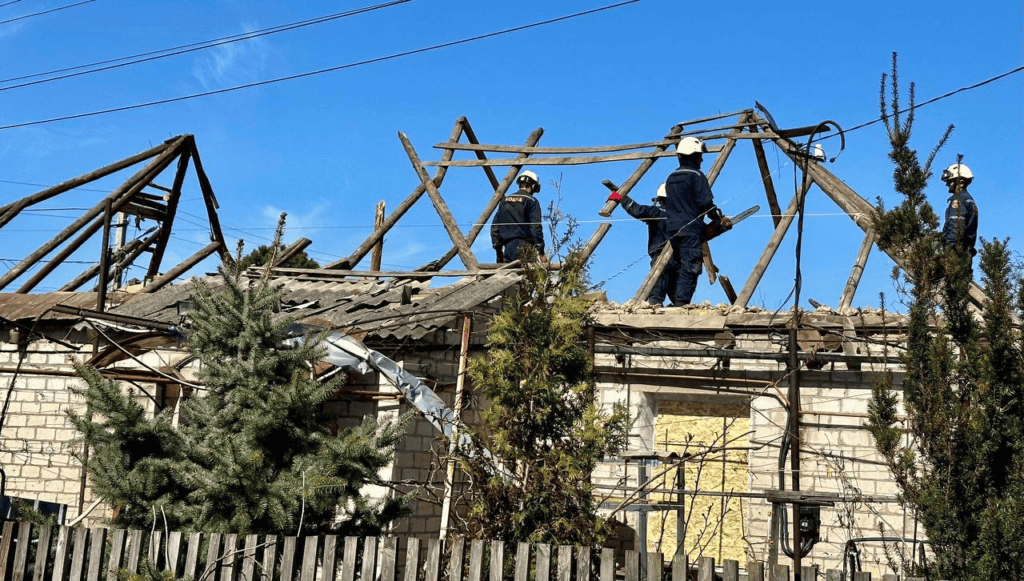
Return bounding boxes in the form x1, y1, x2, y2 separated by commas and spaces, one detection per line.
370, 202, 386, 271
424, 146, 724, 168
734, 187, 805, 307
751, 132, 782, 228
138, 241, 221, 293
596, 124, 684, 218
838, 229, 875, 312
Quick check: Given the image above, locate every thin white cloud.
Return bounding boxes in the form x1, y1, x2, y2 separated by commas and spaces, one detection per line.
192, 23, 273, 91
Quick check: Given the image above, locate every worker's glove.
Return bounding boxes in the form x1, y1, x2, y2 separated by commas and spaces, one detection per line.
720, 215, 734, 231
607, 191, 623, 202
495, 248, 505, 263
708, 206, 728, 226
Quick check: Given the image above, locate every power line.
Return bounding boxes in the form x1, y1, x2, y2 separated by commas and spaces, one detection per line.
0, 0, 95, 25
0, 0, 412, 91
0, 0, 640, 131
0, 0, 24, 8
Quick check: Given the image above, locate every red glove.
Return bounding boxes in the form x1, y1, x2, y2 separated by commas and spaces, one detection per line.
608, 191, 623, 202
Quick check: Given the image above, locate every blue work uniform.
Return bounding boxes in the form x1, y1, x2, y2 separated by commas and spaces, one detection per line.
620, 195, 679, 305
491, 189, 544, 262
942, 190, 978, 258
664, 158, 717, 305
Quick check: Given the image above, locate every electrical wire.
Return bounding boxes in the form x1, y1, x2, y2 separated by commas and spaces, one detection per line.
0, 0, 639, 131
0, 0, 95, 25
0, 1, 25, 8
0, 0, 412, 91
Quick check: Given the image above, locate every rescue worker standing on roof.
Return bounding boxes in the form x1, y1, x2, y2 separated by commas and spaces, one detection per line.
491, 170, 545, 263
607, 183, 679, 306
940, 162, 979, 265
664, 137, 731, 305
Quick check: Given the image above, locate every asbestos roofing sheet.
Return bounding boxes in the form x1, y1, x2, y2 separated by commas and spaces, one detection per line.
0, 292, 101, 322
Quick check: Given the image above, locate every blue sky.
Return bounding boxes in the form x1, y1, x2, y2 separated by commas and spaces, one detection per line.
1, 0, 1021, 310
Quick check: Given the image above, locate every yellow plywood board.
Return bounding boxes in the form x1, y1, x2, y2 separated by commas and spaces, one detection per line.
648, 401, 749, 563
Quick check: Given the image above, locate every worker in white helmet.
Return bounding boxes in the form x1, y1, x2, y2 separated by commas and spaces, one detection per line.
663, 137, 731, 304
606, 183, 679, 306
491, 170, 545, 263
940, 162, 979, 263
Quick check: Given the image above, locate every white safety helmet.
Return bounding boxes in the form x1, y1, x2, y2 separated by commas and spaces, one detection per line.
675, 137, 706, 156
656, 183, 667, 199
518, 170, 541, 192
941, 163, 973, 184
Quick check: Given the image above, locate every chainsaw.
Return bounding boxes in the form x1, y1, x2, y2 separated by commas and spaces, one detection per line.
703, 205, 759, 241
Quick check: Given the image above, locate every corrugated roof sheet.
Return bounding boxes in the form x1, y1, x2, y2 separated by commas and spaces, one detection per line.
0, 292, 102, 322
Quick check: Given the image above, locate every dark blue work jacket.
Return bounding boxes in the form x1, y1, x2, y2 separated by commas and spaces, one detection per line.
491, 189, 544, 253
664, 159, 715, 240
620, 196, 669, 258
943, 190, 978, 255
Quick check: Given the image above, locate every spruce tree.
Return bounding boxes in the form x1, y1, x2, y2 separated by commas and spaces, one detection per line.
456, 246, 629, 545
867, 54, 1024, 580
70, 242, 408, 535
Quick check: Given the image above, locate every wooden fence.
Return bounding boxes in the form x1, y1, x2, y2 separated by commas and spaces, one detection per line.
0, 521, 928, 581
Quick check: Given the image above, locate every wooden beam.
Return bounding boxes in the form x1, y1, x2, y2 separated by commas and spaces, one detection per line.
249, 266, 514, 278
398, 132, 479, 269
0, 140, 174, 229
2, 138, 188, 292
370, 202, 386, 271
666, 108, 754, 130
97, 200, 112, 312
579, 223, 611, 263
325, 118, 465, 270
633, 242, 673, 304
419, 126, 544, 272
187, 140, 232, 266
458, 118, 502, 191
751, 132, 782, 228
139, 241, 221, 293
734, 183, 808, 307
596, 125, 684, 218
838, 229, 875, 312
276, 237, 313, 266
146, 148, 191, 279
423, 146, 725, 168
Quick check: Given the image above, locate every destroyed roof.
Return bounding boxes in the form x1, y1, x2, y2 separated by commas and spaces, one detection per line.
105, 273, 522, 341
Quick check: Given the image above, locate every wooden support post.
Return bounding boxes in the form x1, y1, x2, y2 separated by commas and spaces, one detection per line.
751, 132, 783, 228
596, 125, 684, 218
97, 201, 112, 312
425, 145, 725, 167
419, 126, 544, 271
838, 229, 875, 312
398, 132, 479, 269
0, 140, 173, 229
370, 202, 386, 271
138, 241, 221, 293
327, 119, 465, 270
146, 148, 192, 279
440, 315, 472, 541
0, 137, 187, 292
734, 184, 808, 307
633, 242, 673, 304
459, 118, 502, 191
274, 237, 313, 267
578, 223, 611, 263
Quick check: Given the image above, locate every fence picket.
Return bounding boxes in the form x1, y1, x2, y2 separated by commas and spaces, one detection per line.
221, 534, 238, 581
380, 537, 398, 581
67, 528, 88, 581
322, 536, 338, 581
0, 521, 16, 581
240, 535, 257, 581
403, 538, 420, 581
671, 553, 686, 581
86, 528, 107, 581
747, 561, 764, 581
802, 566, 817, 581
360, 537, 377, 581
423, 540, 440, 581
600, 549, 615, 581
183, 533, 202, 581
341, 537, 358, 581
203, 533, 222, 581
647, 552, 663, 581
279, 537, 298, 581
556, 546, 571, 581
489, 541, 503, 581
575, 547, 590, 581
624, 551, 638, 581
722, 560, 738, 581
826, 571, 841, 581
468, 540, 483, 581
771, 564, 789, 581
166, 532, 183, 576
535, 545, 551, 581
12, 522, 32, 581
852, 573, 871, 581
881, 576, 897, 581
697, 557, 714, 581
261, 536, 278, 581
148, 532, 163, 568
450, 538, 465, 581
33, 525, 53, 581
513, 543, 529, 581
300, 536, 318, 581
52, 527, 72, 581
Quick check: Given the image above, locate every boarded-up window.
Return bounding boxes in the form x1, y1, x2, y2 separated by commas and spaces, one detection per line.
647, 400, 749, 562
